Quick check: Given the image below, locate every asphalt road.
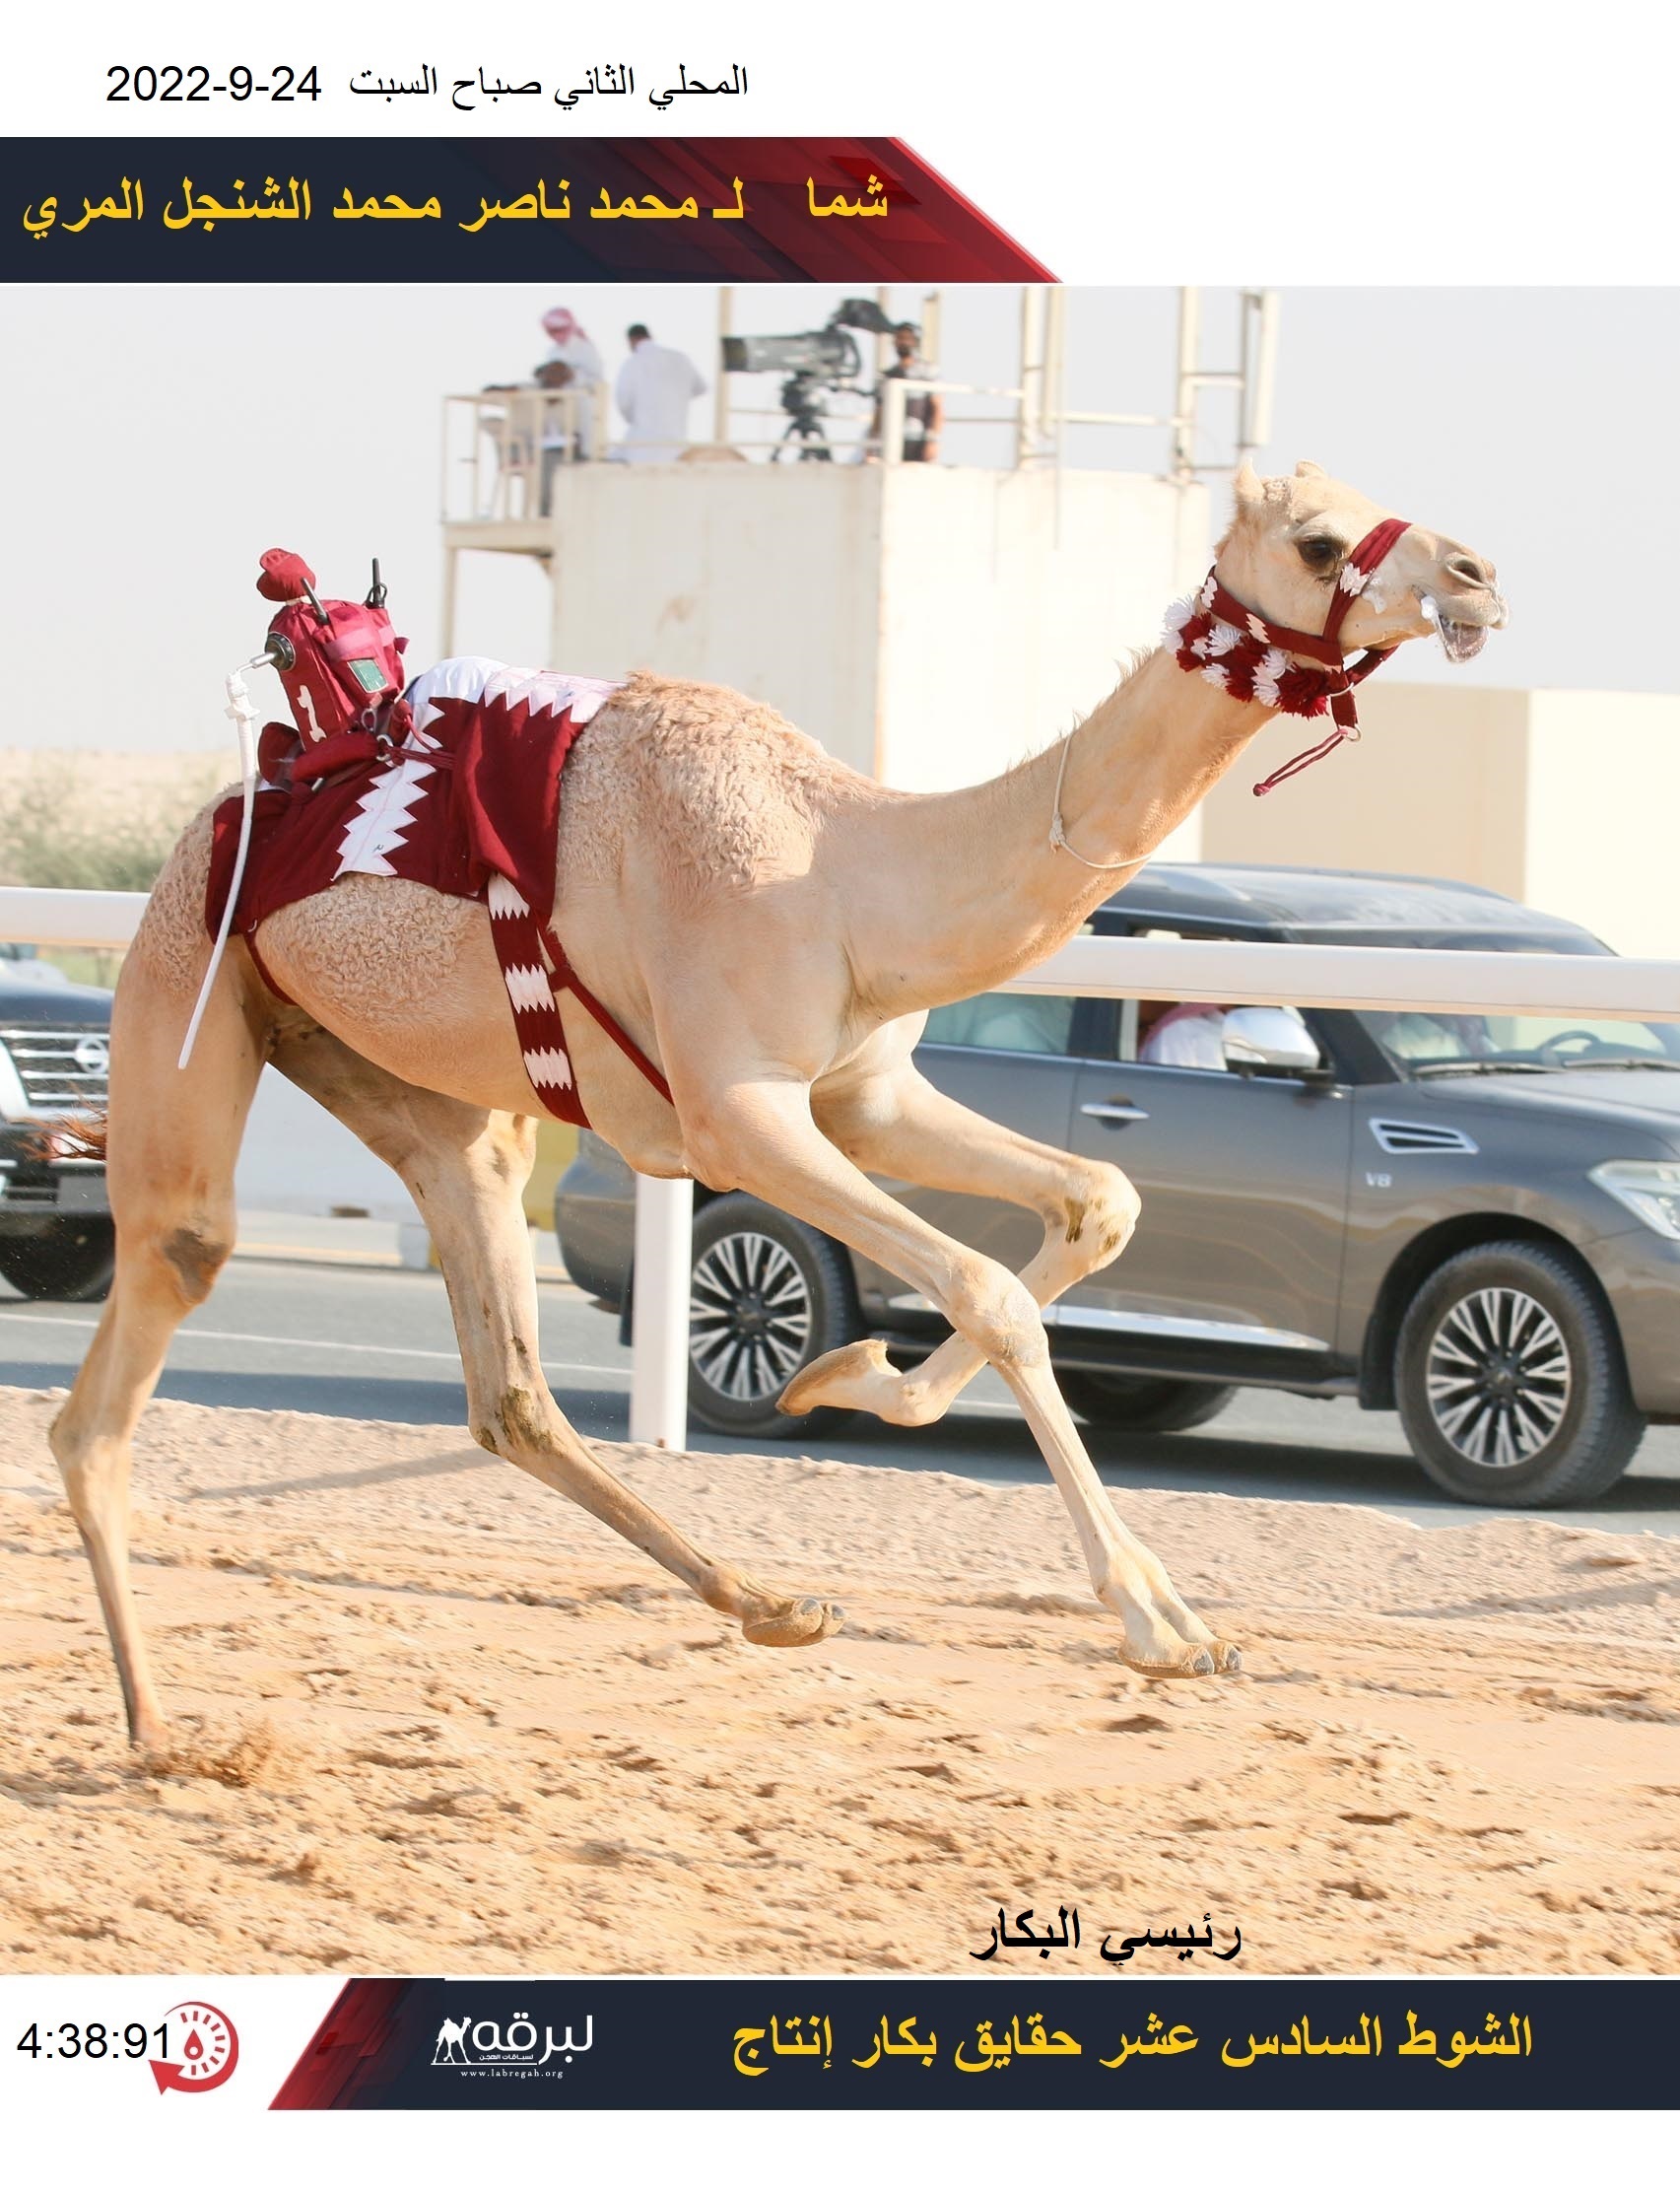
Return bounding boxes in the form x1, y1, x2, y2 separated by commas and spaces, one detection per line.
5, 1249, 1680, 1538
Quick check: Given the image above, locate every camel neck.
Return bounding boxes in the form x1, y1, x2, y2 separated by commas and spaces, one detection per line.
844, 648, 1272, 1019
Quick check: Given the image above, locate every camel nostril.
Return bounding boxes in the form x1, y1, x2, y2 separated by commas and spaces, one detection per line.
1445, 552, 1493, 589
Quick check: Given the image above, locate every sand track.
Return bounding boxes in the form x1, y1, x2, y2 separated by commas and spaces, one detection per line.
4, 1384, 1679, 1974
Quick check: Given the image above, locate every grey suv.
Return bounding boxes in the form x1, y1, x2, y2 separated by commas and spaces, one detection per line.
556, 866, 1680, 1508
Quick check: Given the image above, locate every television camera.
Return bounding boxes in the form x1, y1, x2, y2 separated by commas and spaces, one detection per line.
721, 297, 907, 460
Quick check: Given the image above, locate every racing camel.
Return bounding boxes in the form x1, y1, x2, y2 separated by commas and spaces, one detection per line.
48, 461, 1505, 1744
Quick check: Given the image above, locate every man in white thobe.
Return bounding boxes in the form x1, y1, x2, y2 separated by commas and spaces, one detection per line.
613, 323, 706, 463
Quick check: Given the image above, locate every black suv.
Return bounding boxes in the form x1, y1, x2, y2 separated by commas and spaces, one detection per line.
557, 866, 1680, 1508
0, 952, 114, 1301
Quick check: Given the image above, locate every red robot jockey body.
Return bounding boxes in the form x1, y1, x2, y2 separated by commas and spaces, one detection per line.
253, 547, 412, 778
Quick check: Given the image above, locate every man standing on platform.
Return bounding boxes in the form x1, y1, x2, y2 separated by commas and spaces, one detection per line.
613, 323, 707, 464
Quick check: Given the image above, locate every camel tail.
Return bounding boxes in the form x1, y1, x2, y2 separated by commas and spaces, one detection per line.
22, 1111, 108, 1164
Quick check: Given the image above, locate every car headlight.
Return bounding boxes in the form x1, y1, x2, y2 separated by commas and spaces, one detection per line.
1590, 1160, 1680, 1242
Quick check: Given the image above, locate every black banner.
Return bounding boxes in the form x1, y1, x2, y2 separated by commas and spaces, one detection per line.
5, 136, 1052, 282
273, 1976, 1673, 2109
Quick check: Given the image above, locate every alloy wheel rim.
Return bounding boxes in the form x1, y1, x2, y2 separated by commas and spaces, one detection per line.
1425, 1285, 1572, 1469
690, 1230, 813, 1403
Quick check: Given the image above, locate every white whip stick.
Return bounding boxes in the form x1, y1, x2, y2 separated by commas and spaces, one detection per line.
177, 654, 270, 1069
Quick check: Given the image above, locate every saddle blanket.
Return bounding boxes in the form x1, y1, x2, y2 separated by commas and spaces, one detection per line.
205, 654, 668, 1128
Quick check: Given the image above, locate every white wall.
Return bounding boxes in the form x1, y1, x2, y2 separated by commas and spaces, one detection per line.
1524, 690, 1680, 957
1200, 682, 1680, 958
546, 462, 883, 771
543, 462, 1208, 805
875, 465, 1209, 799
235, 1068, 418, 1224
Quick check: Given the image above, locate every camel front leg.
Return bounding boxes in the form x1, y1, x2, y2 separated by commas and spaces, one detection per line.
271, 1029, 842, 1649
682, 1076, 1232, 1677
785, 1062, 1140, 1428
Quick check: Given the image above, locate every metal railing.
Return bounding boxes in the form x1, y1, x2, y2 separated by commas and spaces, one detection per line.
7, 882, 1678, 1451
441, 287, 1283, 515
442, 388, 613, 523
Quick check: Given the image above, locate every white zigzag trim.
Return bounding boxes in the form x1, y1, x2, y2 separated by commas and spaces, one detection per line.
487, 873, 530, 920
523, 1047, 573, 1090
503, 963, 554, 1014
334, 758, 434, 879
1339, 562, 1372, 594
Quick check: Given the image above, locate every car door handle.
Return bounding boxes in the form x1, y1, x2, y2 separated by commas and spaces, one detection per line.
1079, 1100, 1150, 1125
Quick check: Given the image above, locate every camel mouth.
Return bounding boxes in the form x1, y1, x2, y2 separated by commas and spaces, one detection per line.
1422, 589, 1505, 664
1437, 615, 1490, 663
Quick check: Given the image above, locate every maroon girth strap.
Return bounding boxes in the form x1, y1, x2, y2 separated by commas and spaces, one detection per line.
542, 921, 674, 1106
1202, 515, 1412, 796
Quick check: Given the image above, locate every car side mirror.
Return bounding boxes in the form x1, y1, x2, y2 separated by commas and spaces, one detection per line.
1222, 1008, 1325, 1078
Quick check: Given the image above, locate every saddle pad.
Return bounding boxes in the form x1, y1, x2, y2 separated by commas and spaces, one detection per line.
205, 655, 625, 1127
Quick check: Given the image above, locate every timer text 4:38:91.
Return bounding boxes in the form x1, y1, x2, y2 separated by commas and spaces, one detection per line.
18, 2023, 167, 2059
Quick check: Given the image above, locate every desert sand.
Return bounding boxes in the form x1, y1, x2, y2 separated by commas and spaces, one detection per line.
3, 1382, 1679, 1975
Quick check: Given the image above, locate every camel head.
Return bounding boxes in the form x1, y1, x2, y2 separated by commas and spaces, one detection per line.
1216, 459, 1507, 664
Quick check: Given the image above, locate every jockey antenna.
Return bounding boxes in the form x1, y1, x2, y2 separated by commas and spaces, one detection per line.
366, 557, 386, 610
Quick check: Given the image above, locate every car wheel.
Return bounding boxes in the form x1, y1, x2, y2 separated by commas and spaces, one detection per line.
0, 1218, 115, 1303
686, 1196, 865, 1439
1058, 1369, 1237, 1432
1394, 1241, 1645, 1506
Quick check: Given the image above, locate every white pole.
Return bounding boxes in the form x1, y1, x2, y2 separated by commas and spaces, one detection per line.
630, 1174, 694, 1448
715, 287, 734, 444
1173, 286, 1200, 481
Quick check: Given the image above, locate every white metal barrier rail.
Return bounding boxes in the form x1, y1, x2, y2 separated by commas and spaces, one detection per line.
7, 884, 1680, 1450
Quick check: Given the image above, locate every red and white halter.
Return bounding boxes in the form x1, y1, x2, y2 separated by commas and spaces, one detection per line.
1165, 515, 1413, 796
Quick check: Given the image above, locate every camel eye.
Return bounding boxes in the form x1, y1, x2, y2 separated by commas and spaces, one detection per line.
1296, 535, 1342, 571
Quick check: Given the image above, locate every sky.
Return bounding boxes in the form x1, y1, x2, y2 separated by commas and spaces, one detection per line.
2, 283, 1676, 755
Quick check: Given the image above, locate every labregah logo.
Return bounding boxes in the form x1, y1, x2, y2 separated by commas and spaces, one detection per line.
431, 2010, 592, 2082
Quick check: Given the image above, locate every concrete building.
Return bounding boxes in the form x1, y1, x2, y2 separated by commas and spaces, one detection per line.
538, 459, 1209, 791
1198, 683, 1680, 960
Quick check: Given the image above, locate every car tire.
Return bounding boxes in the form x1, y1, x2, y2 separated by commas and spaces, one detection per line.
0, 1218, 115, 1303
1057, 1369, 1237, 1433
686, 1196, 865, 1440
1394, 1241, 1645, 1507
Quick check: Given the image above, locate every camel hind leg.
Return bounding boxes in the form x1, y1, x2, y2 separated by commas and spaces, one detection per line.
270, 1024, 844, 1648
48, 857, 270, 1745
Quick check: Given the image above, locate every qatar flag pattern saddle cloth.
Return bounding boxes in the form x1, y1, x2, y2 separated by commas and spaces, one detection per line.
205, 650, 673, 1129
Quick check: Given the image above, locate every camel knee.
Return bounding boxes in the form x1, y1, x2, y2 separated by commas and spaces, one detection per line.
471, 1381, 563, 1461
945, 1258, 1047, 1370
155, 1223, 233, 1307
1060, 1161, 1142, 1269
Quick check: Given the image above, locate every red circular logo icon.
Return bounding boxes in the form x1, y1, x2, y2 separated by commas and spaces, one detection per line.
150, 2002, 239, 2093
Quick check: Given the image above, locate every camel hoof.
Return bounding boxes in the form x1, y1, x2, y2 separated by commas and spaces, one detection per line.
1133, 1644, 1217, 1680
1215, 1642, 1243, 1676
742, 1595, 845, 1647
778, 1337, 894, 1417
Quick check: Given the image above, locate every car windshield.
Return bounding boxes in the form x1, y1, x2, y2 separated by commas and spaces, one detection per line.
1358, 1009, 1680, 1076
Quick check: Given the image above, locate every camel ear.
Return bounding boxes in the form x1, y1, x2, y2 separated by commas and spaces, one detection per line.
1294, 458, 1326, 479
1233, 458, 1265, 512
